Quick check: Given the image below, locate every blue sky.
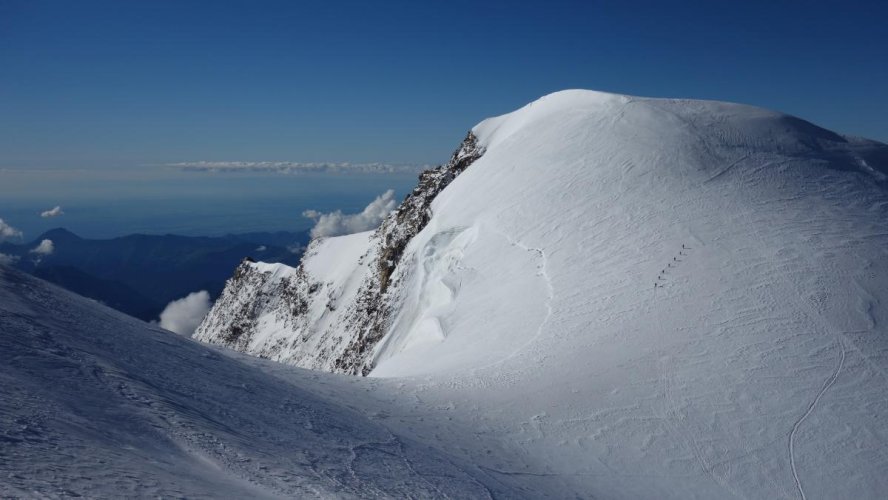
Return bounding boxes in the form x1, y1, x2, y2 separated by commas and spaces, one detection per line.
1, 0, 886, 170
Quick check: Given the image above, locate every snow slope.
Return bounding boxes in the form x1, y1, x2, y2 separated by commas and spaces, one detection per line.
199, 89, 888, 497
10, 89, 888, 498
0, 266, 506, 498
368, 90, 888, 497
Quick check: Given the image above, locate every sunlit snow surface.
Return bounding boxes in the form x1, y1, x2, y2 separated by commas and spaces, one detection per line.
373, 90, 888, 498
5, 90, 888, 498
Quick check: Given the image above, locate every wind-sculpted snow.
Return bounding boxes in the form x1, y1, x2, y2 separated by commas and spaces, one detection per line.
194, 89, 888, 497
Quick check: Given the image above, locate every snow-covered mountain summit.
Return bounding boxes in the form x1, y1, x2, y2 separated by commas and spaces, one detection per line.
7, 89, 888, 497
198, 89, 888, 376
191, 89, 888, 497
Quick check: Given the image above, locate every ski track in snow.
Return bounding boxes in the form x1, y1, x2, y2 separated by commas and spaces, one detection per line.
729, 185, 870, 499
703, 154, 749, 183
661, 366, 741, 498
788, 340, 845, 500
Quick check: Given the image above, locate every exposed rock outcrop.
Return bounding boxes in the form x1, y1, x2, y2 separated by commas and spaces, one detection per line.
194, 132, 484, 374
334, 132, 483, 374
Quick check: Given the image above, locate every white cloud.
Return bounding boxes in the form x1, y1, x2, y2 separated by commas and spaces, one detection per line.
40, 206, 64, 218
0, 253, 19, 265
158, 290, 212, 336
167, 161, 430, 175
0, 218, 22, 241
303, 190, 396, 239
30, 239, 54, 256
255, 245, 267, 252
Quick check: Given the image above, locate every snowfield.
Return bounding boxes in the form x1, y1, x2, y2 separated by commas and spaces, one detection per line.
6, 90, 888, 498
0, 266, 502, 498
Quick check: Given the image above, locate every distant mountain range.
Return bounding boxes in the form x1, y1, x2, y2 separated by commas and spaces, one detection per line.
0, 228, 308, 321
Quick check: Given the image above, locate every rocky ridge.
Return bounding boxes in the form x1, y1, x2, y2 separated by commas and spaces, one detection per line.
334, 132, 483, 374
194, 132, 484, 374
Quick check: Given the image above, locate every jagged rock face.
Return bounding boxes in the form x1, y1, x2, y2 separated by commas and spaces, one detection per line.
192, 259, 326, 366
377, 132, 483, 294
335, 132, 484, 375
194, 132, 484, 375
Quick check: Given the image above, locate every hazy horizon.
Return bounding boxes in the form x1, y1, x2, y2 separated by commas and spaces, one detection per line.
0, 167, 419, 239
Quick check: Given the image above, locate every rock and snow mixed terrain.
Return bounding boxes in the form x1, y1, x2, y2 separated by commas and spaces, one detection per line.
195, 133, 484, 374
5, 90, 888, 498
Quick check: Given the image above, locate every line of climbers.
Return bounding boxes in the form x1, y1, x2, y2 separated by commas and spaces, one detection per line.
654, 244, 690, 289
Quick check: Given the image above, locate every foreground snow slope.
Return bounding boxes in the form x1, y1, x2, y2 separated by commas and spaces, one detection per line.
0, 266, 508, 498
200, 90, 888, 497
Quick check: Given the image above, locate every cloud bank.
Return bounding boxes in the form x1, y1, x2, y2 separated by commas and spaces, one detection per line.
30, 239, 54, 256
158, 290, 212, 336
303, 190, 396, 239
40, 206, 64, 218
0, 218, 22, 241
0, 253, 19, 265
287, 243, 306, 254
168, 161, 430, 175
